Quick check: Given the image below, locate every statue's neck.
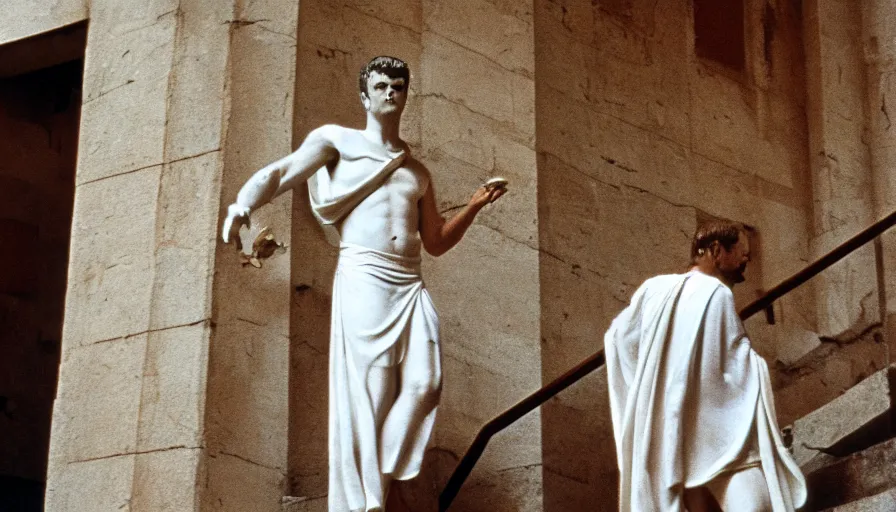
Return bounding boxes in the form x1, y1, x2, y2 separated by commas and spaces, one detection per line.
364, 113, 403, 150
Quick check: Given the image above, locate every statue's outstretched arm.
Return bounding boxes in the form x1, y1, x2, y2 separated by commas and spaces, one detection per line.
418, 176, 506, 257
222, 126, 338, 247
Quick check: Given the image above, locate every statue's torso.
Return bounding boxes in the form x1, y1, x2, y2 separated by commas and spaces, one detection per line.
326, 128, 430, 257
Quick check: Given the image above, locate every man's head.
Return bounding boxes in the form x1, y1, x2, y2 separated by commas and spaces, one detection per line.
690, 220, 751, 286
359, 56, 410, 117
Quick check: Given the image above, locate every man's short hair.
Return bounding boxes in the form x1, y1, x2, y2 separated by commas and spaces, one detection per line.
358, 56, 410, 97
690, 220, 744, 263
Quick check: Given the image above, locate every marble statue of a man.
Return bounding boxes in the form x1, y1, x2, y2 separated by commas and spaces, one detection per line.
221, 56, 506, 512
604, 221, 807, 512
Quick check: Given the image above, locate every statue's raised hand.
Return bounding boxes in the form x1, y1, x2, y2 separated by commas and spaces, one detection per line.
222, 203, 251, 251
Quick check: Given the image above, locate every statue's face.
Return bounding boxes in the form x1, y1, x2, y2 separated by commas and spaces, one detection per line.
363, 70, 407, 117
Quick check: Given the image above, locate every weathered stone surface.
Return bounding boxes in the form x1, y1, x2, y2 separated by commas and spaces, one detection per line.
807, 436, 896, 511
825, 488, 896, 512
791, 365, 893, 466
44, 454, 134, 512
804, 0, 877, 339
203, 453, 286, 511
64, 168, 160, 346
149, 152, 221, 330
49, 335, 146, 463
0, 0, 87, 45
131, 447, 202, 510
162, 0, 232, 162
136, 323, 209, 452
76, 1, 178, 185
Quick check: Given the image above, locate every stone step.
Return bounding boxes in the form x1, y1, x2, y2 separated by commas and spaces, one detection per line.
789, 364, 894, 469
805, 436, 896, 510
821, 488, 896, 512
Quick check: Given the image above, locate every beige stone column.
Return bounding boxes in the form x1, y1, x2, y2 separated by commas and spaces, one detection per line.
863, 0, 896, 340
419, 1, 543, 510
803, 0, 877, 338
45, 1, 298, 510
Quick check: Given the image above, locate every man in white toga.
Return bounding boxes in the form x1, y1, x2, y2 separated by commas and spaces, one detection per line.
221, 56, 505, 512
605, 221, 807, 512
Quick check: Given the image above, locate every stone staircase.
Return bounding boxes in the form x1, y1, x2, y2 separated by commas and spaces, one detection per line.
789, 364, 896, 511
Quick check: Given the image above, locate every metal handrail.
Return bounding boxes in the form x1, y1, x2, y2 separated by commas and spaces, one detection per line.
438, 209, 896, 511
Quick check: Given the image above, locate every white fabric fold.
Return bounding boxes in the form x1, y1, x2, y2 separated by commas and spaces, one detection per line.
605, 271, 806, 511
329, 242, 441, 512
307, 146, 406, 246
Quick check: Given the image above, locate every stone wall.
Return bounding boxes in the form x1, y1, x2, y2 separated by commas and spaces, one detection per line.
288, 1, 542, 510
0, 0, 87, 46
534, 0, 814, 508
41, 1, 299, 510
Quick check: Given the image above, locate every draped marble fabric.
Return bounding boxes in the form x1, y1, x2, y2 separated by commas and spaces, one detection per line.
605, 271, 806, 511
307, 143, 406, 246
305, 145, 440, 511
329, 243, 440, 512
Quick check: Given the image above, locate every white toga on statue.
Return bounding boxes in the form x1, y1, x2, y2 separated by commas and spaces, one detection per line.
309, 142, 442, 510
221, 57, 506, 512
605, 271, 807, 512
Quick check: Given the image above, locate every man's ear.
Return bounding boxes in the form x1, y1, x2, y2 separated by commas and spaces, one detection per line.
709, 241, 722, 259
360, 92, 370, 111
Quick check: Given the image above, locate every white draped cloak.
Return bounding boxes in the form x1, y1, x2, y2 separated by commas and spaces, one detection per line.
604, 271, 806, 511
330, 244, 440, 512
305, 145, 440, 511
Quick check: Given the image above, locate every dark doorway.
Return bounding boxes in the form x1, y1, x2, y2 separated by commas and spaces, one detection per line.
0, 22, 85, 511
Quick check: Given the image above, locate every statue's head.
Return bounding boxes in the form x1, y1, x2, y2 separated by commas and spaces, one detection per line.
359, 56, 410, 117
690, 220, 751, 286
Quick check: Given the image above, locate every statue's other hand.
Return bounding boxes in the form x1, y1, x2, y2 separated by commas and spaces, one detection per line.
222, 203, 251, 251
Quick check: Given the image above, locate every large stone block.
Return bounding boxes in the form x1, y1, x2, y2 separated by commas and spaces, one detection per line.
421, 32, 527, 130
137, 323, 209, 452
0, 0, 87, 45
162, 0, 232, 162
49, 335, 146, 463
77, 2, 178, 184
149, 152, 221, 330
791, 365, 893, 466
425, 0, 534, 76
131, 447, 202, 510
64, 168, 159, 345
44, 454, 135, 512
202, 452, 287, 512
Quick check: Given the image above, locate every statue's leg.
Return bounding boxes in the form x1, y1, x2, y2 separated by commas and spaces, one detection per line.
705, 466, 771, 512
380, 335, 441, 476
367, 365, 399, 502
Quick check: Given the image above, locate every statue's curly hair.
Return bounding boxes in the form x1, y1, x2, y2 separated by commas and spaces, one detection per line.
358, 56, 410, 97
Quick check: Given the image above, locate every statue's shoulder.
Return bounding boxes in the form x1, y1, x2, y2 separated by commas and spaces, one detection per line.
311, 123, 356, 144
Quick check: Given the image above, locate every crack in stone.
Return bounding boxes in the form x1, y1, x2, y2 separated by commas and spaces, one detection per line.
77, 149, 221, 188
622, 183, 695, 211
497, 462, 543, 473
236, 317, 266, 327
253, 23, 297, 41
344, 5, 421, 35
217, 450, 282, 473
425, 30, 533, 80
600, 155, 637, 173
882, 94, 892, 130
85, 319, 210, 346
224, 19, 269, 28
84, 79, 135, 105
68, 445, 199, 464
417, 92, 495, 122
